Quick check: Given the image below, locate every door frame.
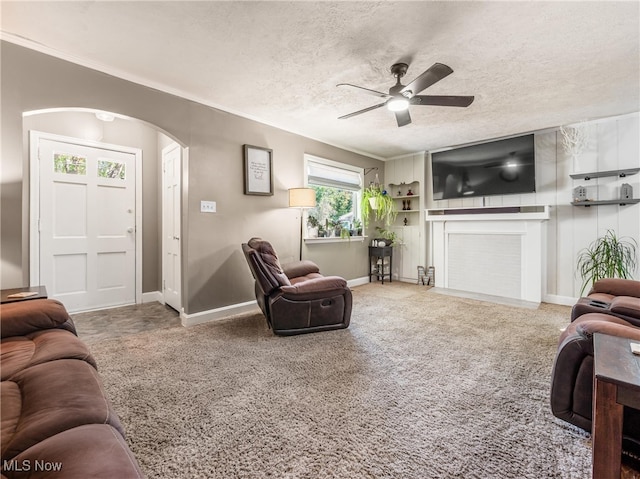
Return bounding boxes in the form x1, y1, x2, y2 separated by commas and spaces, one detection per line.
29, 130, 143, 305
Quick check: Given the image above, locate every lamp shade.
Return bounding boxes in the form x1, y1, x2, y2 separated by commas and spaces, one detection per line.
288, 188, 316, 208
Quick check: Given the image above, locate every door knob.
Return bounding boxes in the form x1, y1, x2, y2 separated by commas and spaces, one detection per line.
127, 227, 134, 233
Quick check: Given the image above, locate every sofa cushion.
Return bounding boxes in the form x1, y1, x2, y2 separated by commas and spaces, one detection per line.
1, 330, 97, 381
1, 300, 75, 338
1, 359, 124, 460
4, 424, 144, 478
610, 296, 640, 320
247, 237, 291, 286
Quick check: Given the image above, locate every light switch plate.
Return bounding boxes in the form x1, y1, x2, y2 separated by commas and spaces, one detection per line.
201, 201, 216, 213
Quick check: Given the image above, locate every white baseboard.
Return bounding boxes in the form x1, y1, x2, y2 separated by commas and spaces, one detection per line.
181, 300, 260, 327
142, 291, 163, 304
347, 276, 369, 288
542, 294, 578, 306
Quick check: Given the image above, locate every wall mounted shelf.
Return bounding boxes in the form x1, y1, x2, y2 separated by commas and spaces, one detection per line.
571, 199, 640, 207
569, 168, 639, 180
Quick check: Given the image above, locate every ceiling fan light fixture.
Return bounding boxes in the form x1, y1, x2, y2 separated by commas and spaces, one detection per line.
387, 98, 409, 112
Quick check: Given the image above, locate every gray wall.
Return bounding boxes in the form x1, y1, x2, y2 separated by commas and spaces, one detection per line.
1, 41, 383, 314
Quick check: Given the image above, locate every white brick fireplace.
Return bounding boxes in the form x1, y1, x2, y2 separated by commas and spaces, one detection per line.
425, 206, 550, 303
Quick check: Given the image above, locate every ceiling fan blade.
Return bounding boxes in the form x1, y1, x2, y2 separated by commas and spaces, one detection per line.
337, 83, 390, 98
395, 109, 412, 127
401, 63, 454, 96
338, 102, 387, 120
411, 95, 475, 107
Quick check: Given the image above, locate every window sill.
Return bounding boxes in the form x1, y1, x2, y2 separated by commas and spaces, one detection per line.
304, 236, 366, 244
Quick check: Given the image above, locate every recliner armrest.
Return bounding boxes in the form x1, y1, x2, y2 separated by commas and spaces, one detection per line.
589, 278, 640, 298
610, 296, 640, 320
280, 276, 347, 294
575, 314, 640, 341
282, 260, 321, 279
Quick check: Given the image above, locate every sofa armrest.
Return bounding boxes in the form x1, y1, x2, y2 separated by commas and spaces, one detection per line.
589, 278, 640, 298
576, 316, 640, 341
282, 260, 321, 279
1, 299, 74, 338
280, 276, 347, 295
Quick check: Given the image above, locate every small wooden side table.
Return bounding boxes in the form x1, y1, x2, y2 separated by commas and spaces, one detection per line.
0, 286, 48, 304
592, 333, 640, 479
368, 245, 393, 284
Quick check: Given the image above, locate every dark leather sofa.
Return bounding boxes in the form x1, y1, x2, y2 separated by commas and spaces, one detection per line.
242, 237, 352, 335
571, 278, 640, 326
1, 299, 144, 478
550, 279, 640, 466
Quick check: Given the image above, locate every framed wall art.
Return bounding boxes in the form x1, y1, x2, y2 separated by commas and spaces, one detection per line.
243, 144, 273, 196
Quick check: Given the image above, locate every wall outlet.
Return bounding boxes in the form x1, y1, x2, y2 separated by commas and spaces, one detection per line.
200, 201, 216, 213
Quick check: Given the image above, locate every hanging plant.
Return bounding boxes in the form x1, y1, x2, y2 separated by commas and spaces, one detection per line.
361, 184, 397, 227
576, 230, 638, 295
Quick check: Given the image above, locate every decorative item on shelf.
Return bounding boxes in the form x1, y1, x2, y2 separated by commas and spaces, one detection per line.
375, 226, 398, 245
398, 189, 402, 196
306, 213, 320, 238
406, 199, 412, 210
576, 230, 638, 295
573, 185, 588, 203
407, 189, 414, 196
361, 174, 397, 226
353, 219, 363, 237
560, 122, 589, 167
621, 183, 633, 200
402, 200, 407, 210
403, 217, 408, 226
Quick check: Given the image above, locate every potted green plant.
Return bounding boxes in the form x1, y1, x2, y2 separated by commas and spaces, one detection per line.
306, 214, 320, 238
375, 226, 399, 246
353, 219, 363, 236
361, 184, 397, 227
576, 229, 638, 295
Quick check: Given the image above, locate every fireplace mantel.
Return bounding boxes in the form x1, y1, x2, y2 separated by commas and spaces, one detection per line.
425, 205, 550, 303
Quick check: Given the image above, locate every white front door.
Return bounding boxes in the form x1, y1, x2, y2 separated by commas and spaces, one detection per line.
33, 133, 139, 312
162, 143, 182, 311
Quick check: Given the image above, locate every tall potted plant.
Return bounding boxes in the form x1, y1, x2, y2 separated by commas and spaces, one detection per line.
576, 229, 638, 295
361, 184, 397, 227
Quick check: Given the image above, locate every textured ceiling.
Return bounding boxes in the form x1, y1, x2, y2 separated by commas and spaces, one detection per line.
2, 1, 639, 159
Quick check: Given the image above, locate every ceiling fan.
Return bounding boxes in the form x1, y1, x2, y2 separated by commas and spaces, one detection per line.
337, 62, 474, 127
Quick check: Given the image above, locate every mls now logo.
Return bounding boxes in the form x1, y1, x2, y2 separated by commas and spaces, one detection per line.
3, 459, 63, 472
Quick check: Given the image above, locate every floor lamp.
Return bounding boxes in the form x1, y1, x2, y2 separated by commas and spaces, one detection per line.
288, 188, 316, 261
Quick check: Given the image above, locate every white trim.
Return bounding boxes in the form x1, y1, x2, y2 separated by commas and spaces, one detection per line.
180, 300, 260, 327
2, 32, 386, 161
543, 294, 579, 306
347, 276, 370, 288
305, 236, 365, 244
28, 131, 143, 305
142, 291, 163, 304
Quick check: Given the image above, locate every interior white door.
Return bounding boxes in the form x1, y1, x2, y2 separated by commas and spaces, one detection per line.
162, 143, 181, 311
38, 138, 136, 312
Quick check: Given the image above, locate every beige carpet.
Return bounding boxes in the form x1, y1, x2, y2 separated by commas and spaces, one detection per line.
89, 283, 597, 478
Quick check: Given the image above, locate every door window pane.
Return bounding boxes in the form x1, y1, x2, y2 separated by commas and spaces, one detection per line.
97, 159, 126, 180
54, 153, 86, 175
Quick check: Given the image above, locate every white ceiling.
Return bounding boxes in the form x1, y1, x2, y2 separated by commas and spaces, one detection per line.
2, 1, 639, 159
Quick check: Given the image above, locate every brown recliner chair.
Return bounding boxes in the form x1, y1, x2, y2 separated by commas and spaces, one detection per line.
550, 310, 640, 467
242, 237, 352, 335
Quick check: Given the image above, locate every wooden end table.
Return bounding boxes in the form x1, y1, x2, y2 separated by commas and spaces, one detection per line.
0, 286, 48, 304
592, 333, 640, 479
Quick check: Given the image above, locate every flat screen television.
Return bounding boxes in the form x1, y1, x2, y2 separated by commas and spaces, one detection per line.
431, 134, 535, 200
